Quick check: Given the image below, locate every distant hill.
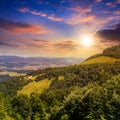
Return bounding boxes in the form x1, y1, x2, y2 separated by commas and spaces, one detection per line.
0, 56, 84, 79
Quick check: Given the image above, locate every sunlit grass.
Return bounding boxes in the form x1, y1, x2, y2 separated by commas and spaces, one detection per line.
81, 56, 120, 65
17, 79, 51, 96
58, 76, 64, 81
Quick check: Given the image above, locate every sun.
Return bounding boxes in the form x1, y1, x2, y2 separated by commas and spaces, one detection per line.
80, 34, 94, 47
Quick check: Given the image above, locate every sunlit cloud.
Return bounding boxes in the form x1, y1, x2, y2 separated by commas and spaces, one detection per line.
95, 0, 102, 3
65, 14, 95, 25
116, 0, 120, 4
48, 14, 63, 22
114, 10, 120, 15
106, 0, 120, 7
18, 8, 30, 13
0, 0, 120, 57
106, 2, 116, 7
69, 6, 91, 13
54, 40, 78, 50
0, 18, 46, 34
18, 8, 47, 17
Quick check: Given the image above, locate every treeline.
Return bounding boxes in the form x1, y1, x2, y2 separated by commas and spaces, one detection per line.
103, 45, 120, 58
0, 58, 120, 119
34, 62, 120, 90
0, 76, 32, 97
1, 74, 120, 120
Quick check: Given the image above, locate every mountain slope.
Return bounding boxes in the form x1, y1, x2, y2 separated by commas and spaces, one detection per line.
82, 45, 120, 64
82, 56, 120, 64
17, 79, 51, 96
15, 45, 120, 95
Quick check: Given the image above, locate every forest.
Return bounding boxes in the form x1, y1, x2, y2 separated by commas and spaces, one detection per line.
0, 45, 120, 120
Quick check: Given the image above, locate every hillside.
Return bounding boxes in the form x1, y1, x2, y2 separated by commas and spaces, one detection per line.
82, 56, 120, 64
82, 45, 120, 64
0, 45, 120, 120
17, 79, 51, 96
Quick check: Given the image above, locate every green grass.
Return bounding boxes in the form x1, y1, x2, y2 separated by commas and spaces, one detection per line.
17, 79, 51, 96
81, 56, 120, 65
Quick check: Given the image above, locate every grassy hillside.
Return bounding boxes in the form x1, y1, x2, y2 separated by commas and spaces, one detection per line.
82, 45, 120, 64
17, 79, 51, 96
82, 56, 120, 64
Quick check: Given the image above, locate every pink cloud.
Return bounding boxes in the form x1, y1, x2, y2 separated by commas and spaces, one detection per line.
95, 0, 102, 3
18, 8, 30, 13
106, 0, 120, 7
30, 11, 41, 15
114, 10, 120, 15
18, 8, 47, 17
13, 25, 45, 34
92, 16, 113, 25
41, 13, 47, 17
0, 18, 46, 34
69, 7, 91, 13
30, 11, 47, 17
65, 14, 95, 25
116, 0, 120, 4
106, 2, 116, 7
48, 14, 63, 22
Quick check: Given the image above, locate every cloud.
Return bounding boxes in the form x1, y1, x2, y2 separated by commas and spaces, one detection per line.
54, 40, 78, 50
30, 11, 47, 17
0, 41, 19, 47
65, 14, 95, 25
18, 39, 78, 52
48, 14, 63, 22
0, 41, 10, 46
31, 39, 78, 51
97, 23, 120, 41
106, 0, 120, 7
0, 18, 46, 34
114, 10, 120, 15
106, 2, 116, 7
95, 0, 102, 3
92, 16, 113, 25
116, 0, 120, 4
18, 8, 63, 22
32, 39, 49, 43
18, 8, 47, 17
18, 8, 30, 13
69, 6, 91, 13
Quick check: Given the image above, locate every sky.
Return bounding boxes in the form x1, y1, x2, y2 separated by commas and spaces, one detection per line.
0, 0, 120, 58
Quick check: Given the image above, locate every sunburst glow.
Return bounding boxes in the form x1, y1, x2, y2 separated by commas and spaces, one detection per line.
80, 34, 94, 47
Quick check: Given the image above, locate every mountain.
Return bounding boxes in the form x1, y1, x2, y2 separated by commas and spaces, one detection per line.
0, 45, 120, 120
0, 56, 84, 81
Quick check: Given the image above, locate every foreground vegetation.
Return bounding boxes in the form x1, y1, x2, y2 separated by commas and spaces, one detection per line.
0, 45, 120, 120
